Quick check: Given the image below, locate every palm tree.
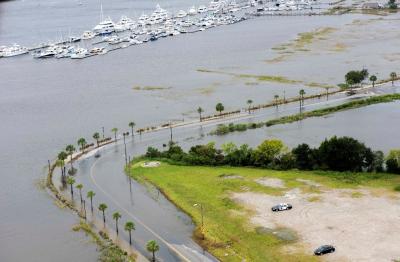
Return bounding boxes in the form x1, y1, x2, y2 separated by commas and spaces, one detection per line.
324, 86, 330, 100
98, 203, 107, 227
128, 122, 136, 137
65, 144, 75, 170
87, 191, 95, 213
93, 132, 100, 147
274, 95, 279, 107
299, 89, 305, 106
369, 75, 377, 88
77, 138, 87, 153
197, 107, 204, 121
146, 240, 160, 262
390, 72, 397, 86
66, 176, 75, 198
57, 151, 67, 176
215, 103, 224, 116
76, 184, 83, 204
246, 99, 253, 113
124, 221, 135, 245
112, 212, 122, 236
111, 128, 118, 142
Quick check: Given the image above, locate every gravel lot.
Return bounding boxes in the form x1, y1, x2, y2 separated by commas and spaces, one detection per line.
233, 180, 400, 262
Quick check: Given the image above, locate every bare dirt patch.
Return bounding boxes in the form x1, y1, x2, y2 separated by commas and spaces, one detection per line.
233, 188, 400, 261
255, 178, 286, 188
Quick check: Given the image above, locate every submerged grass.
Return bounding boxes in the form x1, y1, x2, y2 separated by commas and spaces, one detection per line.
209, 94, 400, 135
128, 162, 400, 261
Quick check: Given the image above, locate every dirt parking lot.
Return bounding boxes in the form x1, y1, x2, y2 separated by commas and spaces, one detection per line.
233, 179, 400, 262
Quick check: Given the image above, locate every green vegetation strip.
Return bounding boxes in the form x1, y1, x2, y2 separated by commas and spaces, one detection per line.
210, 93, 400, 135
128, 162, 400, 262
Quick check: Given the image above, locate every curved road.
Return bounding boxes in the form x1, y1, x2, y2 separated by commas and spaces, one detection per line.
55, 85, 394, 261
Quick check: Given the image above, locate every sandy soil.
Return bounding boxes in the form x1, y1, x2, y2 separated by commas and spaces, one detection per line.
232, 180, 400, 262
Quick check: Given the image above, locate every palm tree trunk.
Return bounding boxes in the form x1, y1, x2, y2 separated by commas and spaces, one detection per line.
70, 185, 73, 197
115, 220, 119, 235
131, 127, 134, 137
129, 231, 132, 245
102, 211, 106, 226
79, 190, 83, 204
152, 251, 155, 262
90, 198, 93, 213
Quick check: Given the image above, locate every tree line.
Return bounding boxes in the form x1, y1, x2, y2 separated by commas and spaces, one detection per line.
145, 136, 400, 173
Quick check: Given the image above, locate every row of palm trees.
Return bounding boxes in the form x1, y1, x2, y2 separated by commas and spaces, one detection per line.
65, 179, 160, 261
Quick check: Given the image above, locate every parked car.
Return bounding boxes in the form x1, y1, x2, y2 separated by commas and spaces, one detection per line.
271, 203, 292, 212
314, 245, 335, 256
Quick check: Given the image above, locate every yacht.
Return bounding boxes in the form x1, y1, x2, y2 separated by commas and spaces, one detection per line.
188, 6, 197, 15
209, 0, 223, 11
70, 47, 88, 59
152, 4, 168, 20
68, 36, 81, 43
2, 44, 29, 57
198, 5, 208, 13
81, 30, 96, 39
93, 17, 115, 35
114, 16, 135, 32
138, 13, 149, 25
107, 35, 122, 45
176, 10, 187, 18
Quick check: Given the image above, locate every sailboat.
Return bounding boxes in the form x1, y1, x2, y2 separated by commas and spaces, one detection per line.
93, 5, 115, 35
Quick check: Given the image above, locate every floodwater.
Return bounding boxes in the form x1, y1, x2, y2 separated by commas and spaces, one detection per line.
1, 0, 400, 261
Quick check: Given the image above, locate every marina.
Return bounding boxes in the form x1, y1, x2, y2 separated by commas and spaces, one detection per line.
0, 0, 324, 60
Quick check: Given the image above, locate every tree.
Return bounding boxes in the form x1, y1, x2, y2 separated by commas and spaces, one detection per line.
128, 122, 136, 137
197, 107, 204, 121
66, 176, 75, 198
146, 240, 160, 262
345, 69, 368, 87
87, 191, 95, 213
98, 203, 108, 227
255, 139, 286, 166
111, 128, 118, 142
369, 75, 377, 87
247, 99, 253, 113
76, 183, 83, 204
65, 145, 76, 171
215, 103, 224, 116
274, 95, 279, 107
77, 138, 87, 153
292, 143, 316, 170
112, 212, 122, 236
388, 0, 398, 9
390, 72, 397, 86
93, 132, 100, 147
58, 151, 67, 176
317, 136, 372, 172
124, 221, 135, 245
299, 89, 305, 106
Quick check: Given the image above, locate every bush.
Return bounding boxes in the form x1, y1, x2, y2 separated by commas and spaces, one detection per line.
146, 147, 161, 158
394, 185, 400, 192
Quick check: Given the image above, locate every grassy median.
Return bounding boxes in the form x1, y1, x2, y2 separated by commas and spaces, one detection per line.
128, 161, 400, 262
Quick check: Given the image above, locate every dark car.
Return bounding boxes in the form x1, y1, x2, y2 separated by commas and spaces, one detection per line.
314, 245, 335, 256
271, 203, 292, 212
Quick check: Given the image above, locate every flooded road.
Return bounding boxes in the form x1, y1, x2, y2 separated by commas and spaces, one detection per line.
1, 0, 400, 261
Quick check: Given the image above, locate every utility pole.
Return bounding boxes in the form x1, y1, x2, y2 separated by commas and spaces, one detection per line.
102, 126, 105, 139
123, 132, 128, 165
169, 121, 173, 143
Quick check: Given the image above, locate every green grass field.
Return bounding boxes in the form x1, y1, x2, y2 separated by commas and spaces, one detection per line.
128, 161, 400, 261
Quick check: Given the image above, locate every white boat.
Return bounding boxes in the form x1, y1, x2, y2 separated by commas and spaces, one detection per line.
81, 30, 96, 40
2, 44, 29, 57
114, 16, 135, 32
152, 4, 168, 19
198, 5, 208, 13
93, 17, 115, 35
138, 13, 149, 25
70, 47, 88, 59
107, 35, 122, 45
188, 6, 197, 15
176, 10, 187, 18
209, 0, 223, 11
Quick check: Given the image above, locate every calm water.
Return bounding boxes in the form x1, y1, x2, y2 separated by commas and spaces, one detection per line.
1, 0, 399, 261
